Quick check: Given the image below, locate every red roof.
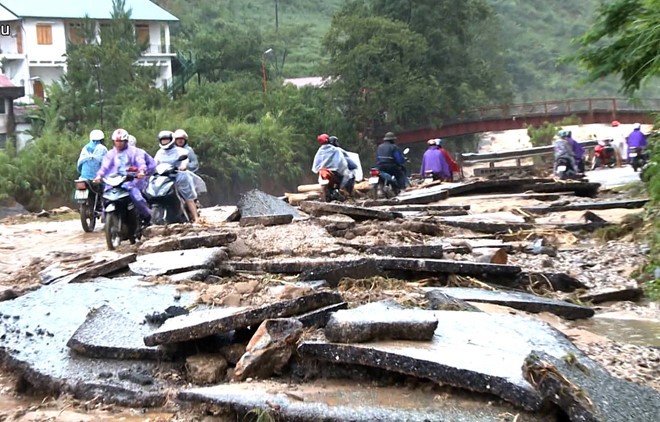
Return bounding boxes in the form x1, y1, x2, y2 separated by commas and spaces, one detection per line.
0, 75, 16, 88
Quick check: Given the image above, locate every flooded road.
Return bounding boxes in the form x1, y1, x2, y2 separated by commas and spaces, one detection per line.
576, 314, 660, 347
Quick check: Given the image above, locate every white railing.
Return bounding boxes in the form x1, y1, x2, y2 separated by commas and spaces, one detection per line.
141, 44, 174, 55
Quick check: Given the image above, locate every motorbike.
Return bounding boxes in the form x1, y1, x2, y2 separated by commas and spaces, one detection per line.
102, 173, 142, 250
368, 148, 409, 199
628, 147, 649, 172
592, 140, 616, 170
73, 179, 103, 232
144, 157, 194, 225
423, 170, 435, 183
318, 167, 347, 202
555, 157, 578, 180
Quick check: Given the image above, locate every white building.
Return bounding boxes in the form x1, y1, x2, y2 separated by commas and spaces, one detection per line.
0, 0, 178, 104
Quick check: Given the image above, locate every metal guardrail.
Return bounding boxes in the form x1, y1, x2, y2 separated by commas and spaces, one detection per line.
460, 140, 600, 164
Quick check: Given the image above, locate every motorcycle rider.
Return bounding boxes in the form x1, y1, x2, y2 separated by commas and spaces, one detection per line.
128, 134, 157, 191
553, 130, 577, 176
154, 130, 199, 223
312, 133, 351, 196
436, 139, 460, 181
564, 130, 585, 173
77, 129, 108, 180
376, 132, 406, 190
93, 128, 152, 224
420, 139, 450, 181
173, 129, 208, 198
328, 135, 357, 195
610, 120, 627, 167
626, 123, 648, 162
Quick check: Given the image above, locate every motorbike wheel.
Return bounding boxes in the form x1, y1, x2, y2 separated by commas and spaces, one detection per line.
80, 203, 96, 233
593, 156, 603, 170
369, 185, 378, 200
152, 206, 165, 225
321, 186, 332, 203
105, 213, 122, 250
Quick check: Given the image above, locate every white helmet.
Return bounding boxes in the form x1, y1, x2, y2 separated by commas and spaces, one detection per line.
158, 130, 175, 150
173, 129, 188, 142
128, 135, 137, 147
89, 129, 104, 142
633, 123, 641, 129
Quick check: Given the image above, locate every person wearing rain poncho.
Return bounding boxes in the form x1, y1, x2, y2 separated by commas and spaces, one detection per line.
312, 133, 353, 196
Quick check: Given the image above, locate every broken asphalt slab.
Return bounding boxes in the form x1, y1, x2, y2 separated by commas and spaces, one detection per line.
0, 277, 197, 407
365, 244, 443, 259
578, 287, 644, 304
298, 258, 384, 287
299, 201, 403, 221
324, 302, 438, 343
520, 198, 649, 214
237, 189, 301, 219
39, 252, 137, 285
129, 247, 228, 276
143, 291, 343, 346
295, 302, 348, 328
66, 305, 169, 360
178, 379, 553, 422
298, 310, 594, 411
523, 351, 660, 421
239, 214, 294, 227
424, 287, 594, 320
140, 232, 236, 253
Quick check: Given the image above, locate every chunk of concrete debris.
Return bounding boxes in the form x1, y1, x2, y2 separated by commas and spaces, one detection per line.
238, 189, 300, 219
366, 245, 443, 259
324, 302, 438, 343
0, 278, 198, 407
300, 200, 403, 221
523, 351, 660, 421
298, 258, 383, 287
39, 252, 137, 285
424, 290, 481, 312
67, 305, 169, 360
129, 247, 228, 276
296, 302, 348, 328
167, 269, 211, 283
233, 318, 304, 381
299, 311, 595, 411
425, 287, 594, 320
239, 214, 294, 227
578, 287, 643, 304
186, 354, 228, 385
140, 232, 237, 253
472, 247, 508, 264
178, 379, 551, 422
143, 291, 343, 346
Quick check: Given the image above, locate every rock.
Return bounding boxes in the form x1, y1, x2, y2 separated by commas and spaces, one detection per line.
186, 354, 228, 385
424, 290, 481, 312
0, 287, 19, 302
523, 351, 660, 421
473, 247, 508, 264
233, 318, 304, 381
237, 189, 300, 219
219, 343, 247, 366
324, 302, 438, 343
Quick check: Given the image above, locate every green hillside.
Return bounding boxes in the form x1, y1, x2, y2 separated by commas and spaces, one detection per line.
157, 0, 658, 101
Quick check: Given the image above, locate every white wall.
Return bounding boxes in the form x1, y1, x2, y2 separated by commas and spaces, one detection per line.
0, 20, 20, 54
30, 66, 63, 87
15, 121, 32, 150
22, 18, 66, 63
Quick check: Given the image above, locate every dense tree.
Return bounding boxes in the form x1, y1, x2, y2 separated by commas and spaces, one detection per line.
573, 0, 660, 94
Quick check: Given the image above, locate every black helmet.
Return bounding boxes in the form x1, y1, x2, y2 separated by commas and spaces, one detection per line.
328, 135, 340, 147
383, 132, 396, 141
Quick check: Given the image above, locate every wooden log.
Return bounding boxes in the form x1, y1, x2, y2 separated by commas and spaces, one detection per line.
285, 192, 319, 205
297, 184, 323, 193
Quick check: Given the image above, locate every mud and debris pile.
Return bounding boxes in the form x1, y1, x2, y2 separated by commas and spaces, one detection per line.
0, 180, 658, 421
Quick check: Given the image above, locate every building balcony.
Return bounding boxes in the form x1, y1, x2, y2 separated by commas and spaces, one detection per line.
0, 48, 26, 60
141, 43, 176, 56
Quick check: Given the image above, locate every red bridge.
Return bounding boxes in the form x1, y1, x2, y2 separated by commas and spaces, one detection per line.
392, 98, 660, 145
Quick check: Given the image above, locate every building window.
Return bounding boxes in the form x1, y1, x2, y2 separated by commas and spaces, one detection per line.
0, 99, 6, 114
67, 22, 84, 44
135, 24, 149, 46
36, 24, 52, 45
0, 134, 7, 149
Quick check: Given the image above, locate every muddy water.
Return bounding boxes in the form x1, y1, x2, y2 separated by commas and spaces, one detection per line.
575, 316, 660, 347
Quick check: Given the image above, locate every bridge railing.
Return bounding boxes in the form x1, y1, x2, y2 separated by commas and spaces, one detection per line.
447, 98, 660, 125
459, 139, 600, 165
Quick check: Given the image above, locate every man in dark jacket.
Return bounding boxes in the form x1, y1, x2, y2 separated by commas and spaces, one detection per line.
376, 132, 406, 189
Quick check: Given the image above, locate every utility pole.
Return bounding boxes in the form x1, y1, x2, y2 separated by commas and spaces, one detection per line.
275, 0, 279, 32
